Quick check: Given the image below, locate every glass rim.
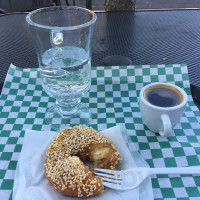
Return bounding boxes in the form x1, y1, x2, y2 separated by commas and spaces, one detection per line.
26, 6, 97, 30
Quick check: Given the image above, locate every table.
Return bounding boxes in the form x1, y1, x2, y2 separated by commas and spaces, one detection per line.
1, 63, 200, 200
0, 10, 200, 200
0, 10, 200, 109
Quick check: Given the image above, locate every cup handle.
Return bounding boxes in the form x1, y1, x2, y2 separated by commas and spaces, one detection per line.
159, 114, 172, 137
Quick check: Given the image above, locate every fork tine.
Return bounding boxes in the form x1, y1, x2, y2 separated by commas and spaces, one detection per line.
100, 176, 121, 184
102, 181, 122, 190
94, 168, 114, 174
94, 168, 121, 176
95, 172, 121, 180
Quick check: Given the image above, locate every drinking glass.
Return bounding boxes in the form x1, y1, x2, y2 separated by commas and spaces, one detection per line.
26, 6, 97, 130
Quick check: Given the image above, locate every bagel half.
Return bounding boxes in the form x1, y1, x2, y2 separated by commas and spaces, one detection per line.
44, 125, 121, 198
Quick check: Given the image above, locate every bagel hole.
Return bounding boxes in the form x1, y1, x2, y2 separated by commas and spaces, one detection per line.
75, 143, 115, 169
90, 145, 110, 161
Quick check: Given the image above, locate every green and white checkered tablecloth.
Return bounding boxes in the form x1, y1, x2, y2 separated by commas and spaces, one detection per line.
0, 64, 200, 200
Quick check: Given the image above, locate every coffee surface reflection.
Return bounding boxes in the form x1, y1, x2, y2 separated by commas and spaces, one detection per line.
145, 88, 180, 107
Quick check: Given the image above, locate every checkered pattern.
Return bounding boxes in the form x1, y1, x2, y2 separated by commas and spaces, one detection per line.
0, 64, 200, 199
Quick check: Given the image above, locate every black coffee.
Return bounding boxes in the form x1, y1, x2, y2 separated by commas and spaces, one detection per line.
145, 88, 180, 107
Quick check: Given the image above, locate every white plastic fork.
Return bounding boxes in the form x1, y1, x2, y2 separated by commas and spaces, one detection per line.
95, 167, 200, 190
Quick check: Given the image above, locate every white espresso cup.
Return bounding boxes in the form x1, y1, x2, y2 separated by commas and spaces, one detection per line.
139, 82, 188, 137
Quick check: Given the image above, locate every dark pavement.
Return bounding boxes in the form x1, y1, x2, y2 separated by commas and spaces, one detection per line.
1, 1, 200, 12
64, 0, 200, 10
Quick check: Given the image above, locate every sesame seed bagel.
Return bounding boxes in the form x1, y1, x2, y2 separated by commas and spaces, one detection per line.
44, 125, 121, 198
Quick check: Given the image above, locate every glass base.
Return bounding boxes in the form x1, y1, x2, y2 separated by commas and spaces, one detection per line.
45, 103, 92, 131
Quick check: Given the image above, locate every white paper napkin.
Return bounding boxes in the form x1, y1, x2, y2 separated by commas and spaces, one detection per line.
13, 126, 153, 200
